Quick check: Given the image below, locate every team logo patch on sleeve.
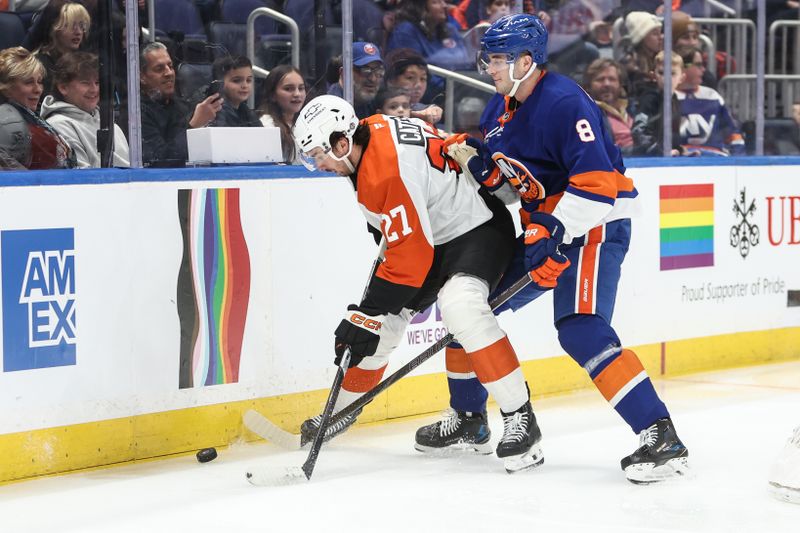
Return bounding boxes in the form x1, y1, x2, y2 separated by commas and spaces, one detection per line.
491, 153, 545, 202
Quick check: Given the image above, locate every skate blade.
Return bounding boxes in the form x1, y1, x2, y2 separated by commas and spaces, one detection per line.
245, 465, 308, 487
625, 456, 690, 484
414, 440, 494, 456
768, 482, 800, 504
503, 444, 544, 474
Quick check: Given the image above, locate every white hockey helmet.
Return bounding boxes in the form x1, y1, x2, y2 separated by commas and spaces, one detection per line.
293, 94, 359, 171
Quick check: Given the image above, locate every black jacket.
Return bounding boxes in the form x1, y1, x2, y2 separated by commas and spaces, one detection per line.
211, 100, 262, 128
140, 93, 192, 165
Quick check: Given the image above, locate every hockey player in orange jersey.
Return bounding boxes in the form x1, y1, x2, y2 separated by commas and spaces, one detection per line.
292, 94, 547, 471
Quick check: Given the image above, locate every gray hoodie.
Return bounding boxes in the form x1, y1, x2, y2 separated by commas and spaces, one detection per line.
40, 95, 130, 168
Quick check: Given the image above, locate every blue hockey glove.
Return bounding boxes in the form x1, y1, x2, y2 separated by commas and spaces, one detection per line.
333, 304, 385, 368
443, 133, 503, 191
523, 212, 571, 290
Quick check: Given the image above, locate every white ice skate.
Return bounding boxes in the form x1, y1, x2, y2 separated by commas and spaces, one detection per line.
768, 426, 800, 504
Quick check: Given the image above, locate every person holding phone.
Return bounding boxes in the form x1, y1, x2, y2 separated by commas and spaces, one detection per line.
139, 42, 222, 166
205, 56, 262, 128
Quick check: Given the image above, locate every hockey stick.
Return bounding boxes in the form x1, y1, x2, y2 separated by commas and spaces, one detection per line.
244, 271, 533, 451
245, 348, 352, 486
245, 240, 386, 485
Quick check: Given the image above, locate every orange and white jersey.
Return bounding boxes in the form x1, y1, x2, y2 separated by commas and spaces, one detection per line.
356, 115, 492, 291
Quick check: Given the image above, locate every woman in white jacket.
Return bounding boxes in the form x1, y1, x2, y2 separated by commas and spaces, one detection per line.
40, 52, 129, 168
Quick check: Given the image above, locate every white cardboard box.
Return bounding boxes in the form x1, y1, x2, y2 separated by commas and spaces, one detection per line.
187, 126, 283, 164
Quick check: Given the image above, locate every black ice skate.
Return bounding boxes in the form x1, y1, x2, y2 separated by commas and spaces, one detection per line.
414, 408, 493, 455
496, 401, 544, 474
621, 417, 690, 484
300, 408, 362, 447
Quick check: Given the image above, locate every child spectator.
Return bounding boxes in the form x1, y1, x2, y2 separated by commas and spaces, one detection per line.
675, 45, 745, 156
374, 86, 411, 118
0, 46, 75, 169
257, 65, 307, 164
27, 1, 91, 100
630, 50, 684, 157
480, 0, 511, 25
40, 51, 129, 167
207, 56, 261, 128
384, 47, 443, 124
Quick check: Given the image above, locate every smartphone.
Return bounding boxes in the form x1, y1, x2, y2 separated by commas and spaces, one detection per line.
205, 79, 224, 99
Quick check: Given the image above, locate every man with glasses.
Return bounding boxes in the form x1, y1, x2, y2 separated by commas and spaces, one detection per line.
328, 41, 386, 118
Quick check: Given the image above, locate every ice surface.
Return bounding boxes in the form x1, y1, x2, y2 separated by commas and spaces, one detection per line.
2, 361, 799, 533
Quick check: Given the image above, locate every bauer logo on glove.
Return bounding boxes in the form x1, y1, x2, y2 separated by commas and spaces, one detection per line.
523, 212, 570, 290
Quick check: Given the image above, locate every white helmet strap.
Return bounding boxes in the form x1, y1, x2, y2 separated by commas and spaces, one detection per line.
328, 135, 356, 173
507, 58, 537, 98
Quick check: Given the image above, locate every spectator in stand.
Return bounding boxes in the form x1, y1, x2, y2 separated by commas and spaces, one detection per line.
384, 48, 443, 124
619, 11, 662, 99
4, 0, 49, 10
386, 0, 472, 73
0, 47, 75, 170
675, 45, 744, 156
671, 10, 719, 88
479, 0, 511, 25
256, 65, 307, 164
586, 20, 614, 59
205, 56, 261, 128
27, 1, 92, 100
328, 41, 385, 118
631, 50, 685, 157
583, 58, 634, 155
526, 0, 604, 82
40, 51, 129, 167
139, 42, 222, 166
374, 86, 411, 118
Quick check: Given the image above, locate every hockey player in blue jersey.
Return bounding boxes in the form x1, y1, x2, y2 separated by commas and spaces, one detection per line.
414, 13, 690, 483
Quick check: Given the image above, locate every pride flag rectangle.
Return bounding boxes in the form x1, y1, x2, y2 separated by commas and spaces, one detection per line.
659, 184, 714, 270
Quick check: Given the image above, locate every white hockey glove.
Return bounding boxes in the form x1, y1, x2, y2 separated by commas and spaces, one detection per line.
443, 134, 504, 191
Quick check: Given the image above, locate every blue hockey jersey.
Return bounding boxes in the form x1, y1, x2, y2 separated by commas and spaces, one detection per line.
676, 86, 745, 156
479, 71, 640, 243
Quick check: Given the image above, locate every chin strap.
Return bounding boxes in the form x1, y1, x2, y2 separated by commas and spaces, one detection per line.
507, 60, 538, 98
330, 137, 356, 173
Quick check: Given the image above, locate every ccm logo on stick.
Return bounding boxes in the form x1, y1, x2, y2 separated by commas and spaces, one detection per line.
350, 313, 382, 331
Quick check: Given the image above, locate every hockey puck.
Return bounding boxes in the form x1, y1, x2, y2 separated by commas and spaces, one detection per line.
196, 447, 218, 463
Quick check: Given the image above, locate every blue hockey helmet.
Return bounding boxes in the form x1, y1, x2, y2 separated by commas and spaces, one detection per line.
480, 13, 548, 65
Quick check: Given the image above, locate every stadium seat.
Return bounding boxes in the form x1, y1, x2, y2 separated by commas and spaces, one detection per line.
208, 21, 248, 59
177, 62, 213, 101
154, 0, 207, 41
220, 0, 283, 35
0, 12, 26, 50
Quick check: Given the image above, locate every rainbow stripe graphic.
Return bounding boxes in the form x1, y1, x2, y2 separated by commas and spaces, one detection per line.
659, 184, 714, 271
177, 189, 251, 388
